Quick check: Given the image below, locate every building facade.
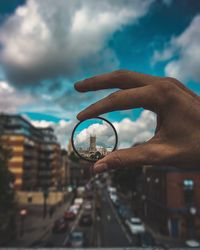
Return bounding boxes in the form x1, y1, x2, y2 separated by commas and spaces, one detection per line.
134, 166, 200, 240
0, 114, 65, 191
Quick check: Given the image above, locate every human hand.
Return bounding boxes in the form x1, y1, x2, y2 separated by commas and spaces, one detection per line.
75, 70, 200, 173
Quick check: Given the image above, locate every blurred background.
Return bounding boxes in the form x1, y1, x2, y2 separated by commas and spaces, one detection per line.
0, 0, 200, 248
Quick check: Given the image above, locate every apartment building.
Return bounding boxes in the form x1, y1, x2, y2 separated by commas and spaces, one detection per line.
0, 114, 65, 191
134, 166, 200, 239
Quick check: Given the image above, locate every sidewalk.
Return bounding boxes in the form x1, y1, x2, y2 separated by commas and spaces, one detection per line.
6, 192, 73, 247
145, 223, 186, 248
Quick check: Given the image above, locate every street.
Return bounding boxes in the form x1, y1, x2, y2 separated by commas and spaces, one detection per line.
32, 184, 143, 248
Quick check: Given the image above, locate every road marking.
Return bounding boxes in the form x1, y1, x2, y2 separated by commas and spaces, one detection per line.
106, 191, 133, 244
62, 207, 83, 246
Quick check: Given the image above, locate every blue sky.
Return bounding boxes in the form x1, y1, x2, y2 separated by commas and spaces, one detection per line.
0, 0, 200, 148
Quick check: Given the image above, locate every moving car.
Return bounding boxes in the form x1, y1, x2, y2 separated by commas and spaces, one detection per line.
126, 217, 145, 234
64, 209, 76, 220
67, 231, 85, 247
52, 218, 68, 233
84, 201, 92, 211
79, 213, 93, 226
74, 198, 84, 206
69, 204, 79, 215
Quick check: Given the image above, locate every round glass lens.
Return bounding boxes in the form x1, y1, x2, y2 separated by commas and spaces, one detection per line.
71, 117, 118, 162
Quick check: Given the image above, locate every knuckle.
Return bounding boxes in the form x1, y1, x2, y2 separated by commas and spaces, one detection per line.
110, 151, 124, 169
113, 69, 129, 77
107, 91, 119, 102
152, 81, 179, 106
164, 76, 179, 84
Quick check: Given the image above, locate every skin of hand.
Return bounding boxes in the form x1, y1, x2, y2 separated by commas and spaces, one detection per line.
74, 70, 200, 173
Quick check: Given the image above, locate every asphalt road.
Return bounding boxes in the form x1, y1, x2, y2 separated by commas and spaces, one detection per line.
96, 187, 133, 247
40, 187, 135, 247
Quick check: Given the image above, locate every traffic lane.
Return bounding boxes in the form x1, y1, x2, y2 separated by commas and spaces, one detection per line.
66, 200, 95, 247
62, 199, 95, 247
98, 188, 132, 247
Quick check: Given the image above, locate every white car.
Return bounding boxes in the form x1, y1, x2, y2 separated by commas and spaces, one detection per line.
185, 239, 200, 248
69, 205, 79, 215
110, 193, 118, 203
126, 217, 145, 234
74, 198, 84, 206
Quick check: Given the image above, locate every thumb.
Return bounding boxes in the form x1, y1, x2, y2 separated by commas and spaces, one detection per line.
93, 142, 174, 173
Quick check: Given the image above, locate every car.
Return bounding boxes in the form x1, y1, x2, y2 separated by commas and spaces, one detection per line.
69, 204, 79, 215
79, 213, 93, 226
67, 231, 85, 247
52, 218, 68, 233
185, 239, 200, 248
74, 198, 84, 206
86, 191, 93, 200
110, 193, 118, 203
126, 217, 145, 234
84, 201, 92, 211
64, 210, 76, 220
107, 186, 117, 193
117, 205, 133, 220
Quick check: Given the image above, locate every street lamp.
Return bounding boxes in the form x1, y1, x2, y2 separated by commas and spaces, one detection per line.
19, 208, 28, 237
43, 188, 49, 218
190, 206, 197, 215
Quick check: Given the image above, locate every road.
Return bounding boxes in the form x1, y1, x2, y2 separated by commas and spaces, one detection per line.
38, 185, 136, 248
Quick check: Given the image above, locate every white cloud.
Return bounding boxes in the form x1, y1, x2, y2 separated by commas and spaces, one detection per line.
30, 119, 76, 149
0, 80, 35, 113
114, 110, 156, 148
0, 0, 154, 85
74, 121, 116, 149
30, 110, 156, 150
152, 15, 200, 82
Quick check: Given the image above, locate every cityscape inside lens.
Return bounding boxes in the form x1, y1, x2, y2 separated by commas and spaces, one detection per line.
71, 117, 118, 162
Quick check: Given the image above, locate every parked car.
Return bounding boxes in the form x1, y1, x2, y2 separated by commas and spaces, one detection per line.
117, 205, 132, 220
64, 209, 76, 220
107, 186, 117, 194
66, 231, 85, 247
185, 239, 200, 248
126, 217, 145, 234
52, 218, 68, 233
109, 193, 118, 203
79, 213, 93, 227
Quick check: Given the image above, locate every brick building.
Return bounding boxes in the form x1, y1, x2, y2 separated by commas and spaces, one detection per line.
0, 114, 65, 191
134, 166, 200, 240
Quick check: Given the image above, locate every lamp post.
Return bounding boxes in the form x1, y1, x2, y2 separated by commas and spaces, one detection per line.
43, 188, 49, 218
189, 206, 197, 239
19, 208, 27, 237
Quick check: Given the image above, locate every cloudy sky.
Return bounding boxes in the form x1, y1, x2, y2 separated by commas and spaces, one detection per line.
74, 119, 117, 150
0, 0, 200, 148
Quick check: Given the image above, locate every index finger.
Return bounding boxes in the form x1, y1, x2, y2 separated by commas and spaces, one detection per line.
74, 70, 160, 92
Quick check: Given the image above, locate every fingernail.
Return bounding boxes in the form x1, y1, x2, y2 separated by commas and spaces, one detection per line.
74, 81, 82, 90
94, 163, 108, 173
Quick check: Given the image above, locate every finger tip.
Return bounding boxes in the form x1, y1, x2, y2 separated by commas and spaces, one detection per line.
76, 112, 84, 121
93, 162, 108, 173
74, 81, 83, 91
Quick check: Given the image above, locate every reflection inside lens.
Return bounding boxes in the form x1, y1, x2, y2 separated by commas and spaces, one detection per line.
72, 118, 117, 161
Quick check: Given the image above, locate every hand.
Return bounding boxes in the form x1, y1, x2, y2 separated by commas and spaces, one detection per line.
75, 70, 200, 173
